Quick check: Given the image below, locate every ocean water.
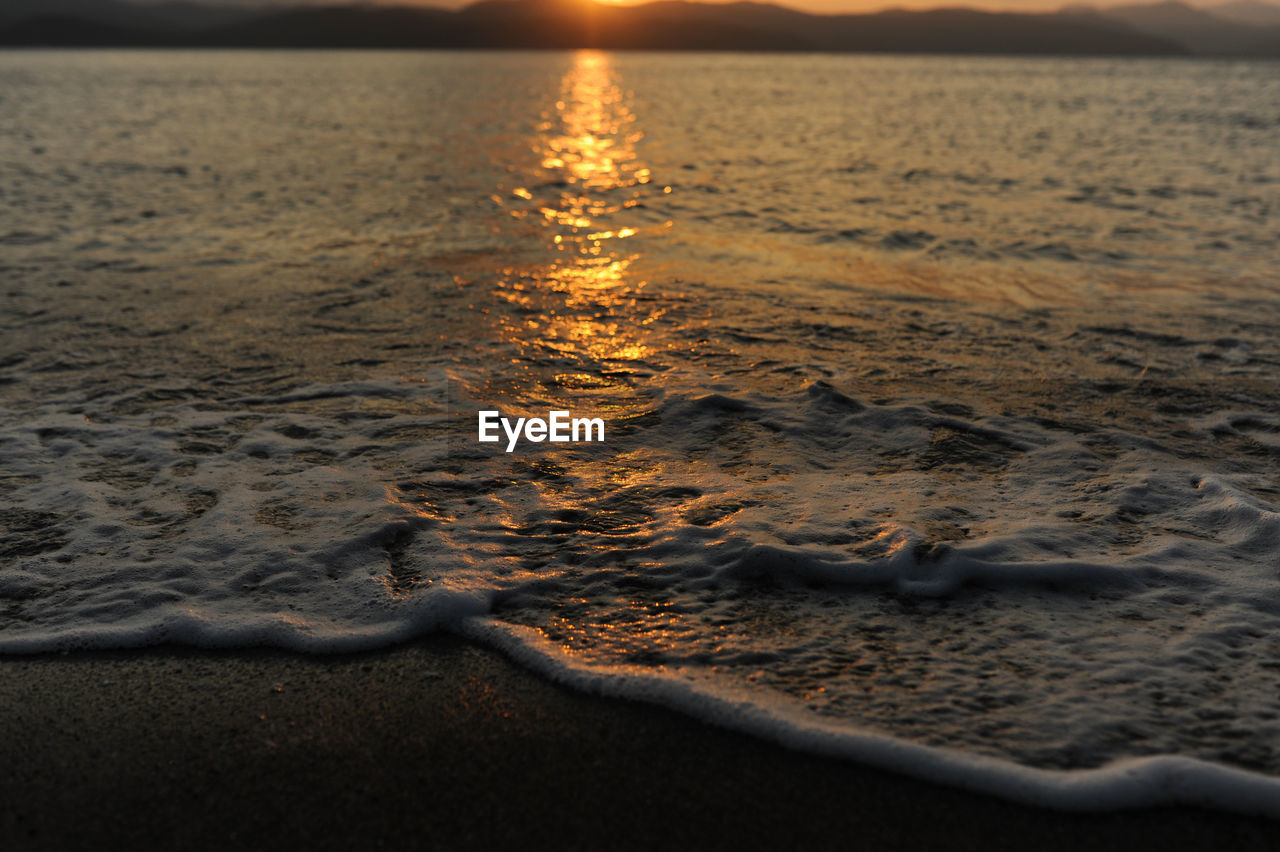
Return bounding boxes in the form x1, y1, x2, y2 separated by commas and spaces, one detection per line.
3, 50, 1280, 813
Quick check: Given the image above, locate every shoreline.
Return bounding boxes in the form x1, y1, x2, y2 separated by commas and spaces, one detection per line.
2, 637, 1274, 850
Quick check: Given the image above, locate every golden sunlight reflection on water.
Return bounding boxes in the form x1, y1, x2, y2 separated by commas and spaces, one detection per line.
475, 54, 707, 651
489, 51, 677, 420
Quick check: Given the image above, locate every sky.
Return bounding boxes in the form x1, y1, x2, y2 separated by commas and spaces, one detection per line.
129, 0, 1244, 15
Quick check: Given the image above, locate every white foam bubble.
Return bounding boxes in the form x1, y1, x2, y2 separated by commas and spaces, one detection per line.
466, 617, 1280, 819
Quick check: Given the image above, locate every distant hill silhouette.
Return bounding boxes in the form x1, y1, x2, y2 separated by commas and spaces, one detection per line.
0, 0, 1245, 55
1212, 0, 1280, 25
0, 13, 167, 47
1092, 0, 1280, 54
0, 0, 256, 31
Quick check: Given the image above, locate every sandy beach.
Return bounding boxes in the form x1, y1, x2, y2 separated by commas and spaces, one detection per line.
2, 639, 1275, 851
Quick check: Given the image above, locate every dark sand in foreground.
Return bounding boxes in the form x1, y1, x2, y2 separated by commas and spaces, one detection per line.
1, 637, 1274, 851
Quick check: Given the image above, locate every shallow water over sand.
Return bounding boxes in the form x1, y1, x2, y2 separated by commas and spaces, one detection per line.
2, 51, 1280, 796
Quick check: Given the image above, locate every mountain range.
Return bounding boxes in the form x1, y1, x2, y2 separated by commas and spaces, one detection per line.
1, 0, 1278, 55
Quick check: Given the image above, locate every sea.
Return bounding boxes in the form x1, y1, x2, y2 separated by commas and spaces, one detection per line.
2, 49, 1279, 814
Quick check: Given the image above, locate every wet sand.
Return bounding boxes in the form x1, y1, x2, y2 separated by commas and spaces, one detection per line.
1, 637, 1274, 851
